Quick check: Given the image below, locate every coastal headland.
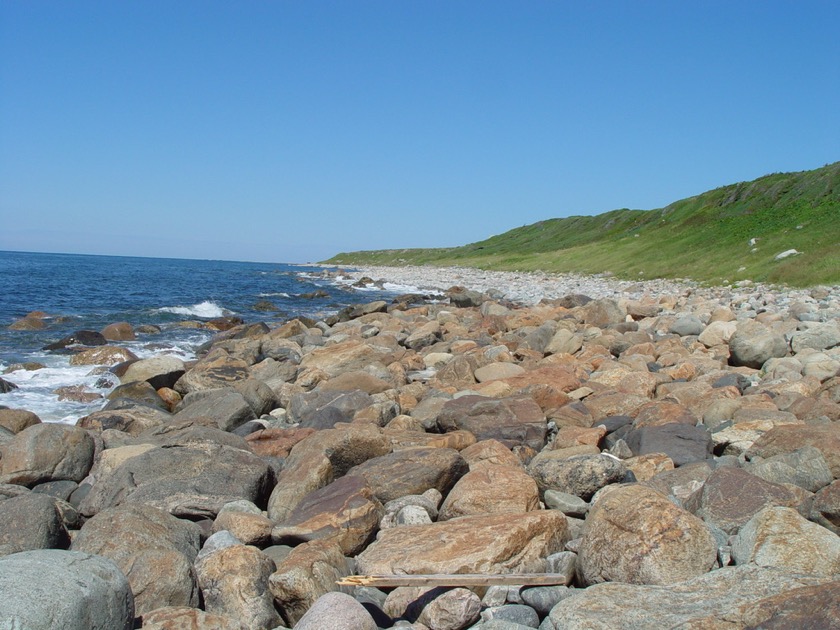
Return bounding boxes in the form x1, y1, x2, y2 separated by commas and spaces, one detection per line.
1, 265, 839, 628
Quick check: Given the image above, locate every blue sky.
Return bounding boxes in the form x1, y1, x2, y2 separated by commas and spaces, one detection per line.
1, 1, 838, 263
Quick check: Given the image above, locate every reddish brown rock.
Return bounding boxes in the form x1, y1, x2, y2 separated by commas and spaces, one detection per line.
459, 439, 522, 470
140, 607, 248, 630
746, 423, 840, 478
578, 484, 717, 586
69, 345, 138, 366
811, 480, 840, 535
272, 475, 383, 555
632, 401, 698, 428
0, 408, 41, 434
101, 322, 136, 341
244, 427, 316, 458
438, 464, 540, 521
355, 511, 568, 576
698, 467, 800, 534
174, 354, 250, 394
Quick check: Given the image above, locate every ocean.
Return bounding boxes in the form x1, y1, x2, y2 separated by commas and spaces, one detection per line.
0, 250, 408, 423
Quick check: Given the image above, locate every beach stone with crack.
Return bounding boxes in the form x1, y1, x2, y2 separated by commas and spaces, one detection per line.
460, 438, 523, 470
294, 592, 377, 630
438, 463, 540, 520
244, 427, 316, 458
731, 506, 840, 576
346, 446, 468, 503
131, 418, 251, 450
0, 493, 69, 553
0, 549, 134, 630
355, 511, 569, 576
195, 543, 281, 630
577, 484, 717, 586
417, 587, 482, 630
697, 466, 800, 534
173, 388, 256, 432
78, 404, 171, 436
527, 452, 626, 500
271, 474, 383, 555
0, 422, 95, 486
437, 394, 547, 450
727, 321, 788, 368
121, 356, 186, 390
474, 362, 527, 382
78, 442, 275, 519
790, 320, 840, 352
70, 504, 201, 614
69, 345, 138, 366
624, 422, 712, 467
268, 538, 351, 627
547, 565, 831, 630
297, 339, 388, 377
267, 422, 390, 522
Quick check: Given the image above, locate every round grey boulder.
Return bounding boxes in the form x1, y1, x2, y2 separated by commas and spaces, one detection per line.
0, 549, 134, 629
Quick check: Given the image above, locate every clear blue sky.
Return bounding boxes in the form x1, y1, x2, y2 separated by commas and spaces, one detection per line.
1, 1, 838, 263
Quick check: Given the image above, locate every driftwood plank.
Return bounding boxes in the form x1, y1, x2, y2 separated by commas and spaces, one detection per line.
336, 573, 570, 588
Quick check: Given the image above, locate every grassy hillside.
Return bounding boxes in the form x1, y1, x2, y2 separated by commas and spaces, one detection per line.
325, 162, 840, 287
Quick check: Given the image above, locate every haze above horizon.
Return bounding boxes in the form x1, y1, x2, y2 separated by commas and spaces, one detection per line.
2, 1, 838, 264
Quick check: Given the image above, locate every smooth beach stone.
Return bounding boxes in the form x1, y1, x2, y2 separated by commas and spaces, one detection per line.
0, 492, 69, 553
0, 549, 134, 630
173, 387, 256, 431
0, 408, 41, 433
727, 321, 788, 369
417, 587, 482, 630
437, 394, 547, 450
0, 422, 95, 486
286, 388, 374, 429
527, 452, 626, 500
120, 355, 186, 389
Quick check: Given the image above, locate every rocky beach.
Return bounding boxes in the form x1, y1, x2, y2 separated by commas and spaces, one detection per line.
1, 264, 840, 629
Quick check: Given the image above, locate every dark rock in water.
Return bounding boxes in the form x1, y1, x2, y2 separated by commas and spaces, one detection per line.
43, 330, 107, 351
0, 377, 18, 393
253, 300, 280, 311
3, 362, 46, 373
206, 316, 244, 331
0, 493, 70, 551
300, 289, 329, 299
0, 549, 135, 630
100, 321, 135, 341
135, 324, 161, 334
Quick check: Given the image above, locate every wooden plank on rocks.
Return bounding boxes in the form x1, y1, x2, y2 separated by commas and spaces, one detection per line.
336, 573, 570, 588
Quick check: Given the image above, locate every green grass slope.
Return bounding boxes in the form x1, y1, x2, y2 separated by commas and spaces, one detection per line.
325, 162, 840, 287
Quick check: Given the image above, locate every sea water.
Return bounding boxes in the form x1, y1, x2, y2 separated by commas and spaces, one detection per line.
0, 251, 409, 423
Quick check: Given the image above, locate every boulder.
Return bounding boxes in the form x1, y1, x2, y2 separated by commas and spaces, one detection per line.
174, 355, 250, 394
268, 539, 351, 626
78, 404, 170, 436
527, 452, 626, 500
267, 423, 390, 522
174, 388, 256, 432
746, 423, 840, 478
624, 422, 712, 467
577, 484, 717, 586
272, 475, 383, 555
697, 467, 800, 534
0, 422, 95, 486
71, 504, 201, 614
297, 340, 387, 377
0, 549, 134, 629
669, 314, 704, 337
294, 592, 378, 630
244, 427, 316, 458
438, 464, 540, 520
355, 511, 569, 576
79, 442, 275, 519
459, 439, 522, 470
728, 321, 789, 369
583, 299, 625, 327
790, 320, 840, 352
474, 362, 527, 383
744, 445, 833, 492
195, 544, 281, 630
121, 355, 186, 390
0, 493, 69, 552
43, 330, 107, 350
106, 380, 170, 410
731, 506, 840, 577
417, 587, 482, 630
317, 370, 392, 394
811, 480, 840, 535
346, 446, 468, 503
404, 321, 442, 350
101, 321, 135, 341
437, 395, 547, 450
213, 502, 273, 547
698, 320, 737, 347
287, 389, 374, 429
0, 377, 18, 393
69, 345, 138, 366
140, 607, 248, 630
547, 565, 831, 629
0, 408, 41, 433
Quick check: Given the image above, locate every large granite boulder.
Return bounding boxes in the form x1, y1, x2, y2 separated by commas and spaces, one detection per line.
174, 355, 250, 394
173, 388, 256, 432
577, 484, 717, 586
70, 504, 201, 615
0, 493, 70, 553
731, 505, 840, 576
0, 422, 95, 486
746, 422, 840, 478
355, 511, 568, 575
195, 543, 281, 630
0, 408, 41, 433
527, 452, 626, 500
267, 422, 390, 522
294, 592, 378, 630
438, 464, 539, 520
0, 549, 134, 629
624, 422, 712, 466
547, 565, 831, 629
78, 404, 170, 436
140, 607, 248, 630
346, 446, 468, 503
728, 321, 788, 369
437, 395, 547, 450
287, 388, 374, 429
121, 355, 186, 389
79, 442, 275, 519
271, 475, 384, 555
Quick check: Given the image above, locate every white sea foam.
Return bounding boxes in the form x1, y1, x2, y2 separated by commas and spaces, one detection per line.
258, 292, 290, 298
158, 301, 230, 319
